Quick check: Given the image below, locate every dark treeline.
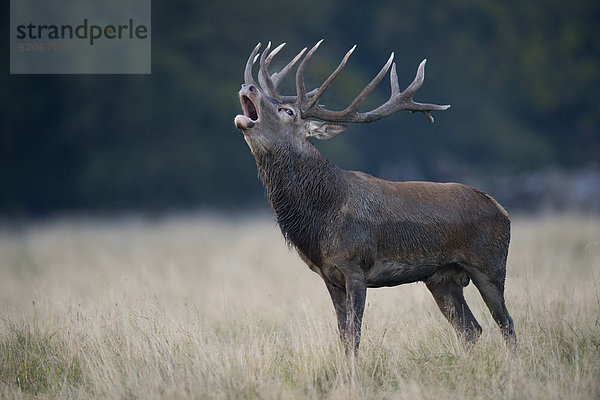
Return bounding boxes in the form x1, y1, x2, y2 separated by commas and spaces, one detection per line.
2, 0, 598, 215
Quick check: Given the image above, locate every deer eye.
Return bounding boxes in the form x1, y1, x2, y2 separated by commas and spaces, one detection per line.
279, 108, 294, 117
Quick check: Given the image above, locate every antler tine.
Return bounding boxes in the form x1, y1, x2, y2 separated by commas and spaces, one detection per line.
296, 39, 324, 105
258, 42, 283, 100
271, 47, 307, 88
390, 62, 401, 97
305, 45, 356, 110
403, 59, 427, 97
265, 42, 286, 65
245, 43, 261, 86
342, 52, 394, 113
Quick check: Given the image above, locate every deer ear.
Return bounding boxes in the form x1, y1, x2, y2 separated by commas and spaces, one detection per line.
305, 121, 349, 140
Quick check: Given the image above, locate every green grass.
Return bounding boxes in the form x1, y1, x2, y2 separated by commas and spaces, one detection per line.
0, 320, 84, 395
1, 214, 599, 399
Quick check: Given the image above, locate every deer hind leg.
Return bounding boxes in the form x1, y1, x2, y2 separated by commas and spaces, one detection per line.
426, 264, 482, 342
463, 264, 517, 350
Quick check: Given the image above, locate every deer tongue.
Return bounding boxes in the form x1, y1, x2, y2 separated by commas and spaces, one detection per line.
234, 115, 255, 130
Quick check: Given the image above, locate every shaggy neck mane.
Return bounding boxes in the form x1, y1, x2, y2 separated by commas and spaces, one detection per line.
255, 143, 346, 265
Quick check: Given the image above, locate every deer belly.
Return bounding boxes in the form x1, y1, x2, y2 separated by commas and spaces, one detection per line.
366, 260, 440, 288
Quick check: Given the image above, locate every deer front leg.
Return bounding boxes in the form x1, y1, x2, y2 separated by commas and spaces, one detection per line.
325, 281, 347, 344
344, 273, 367, 356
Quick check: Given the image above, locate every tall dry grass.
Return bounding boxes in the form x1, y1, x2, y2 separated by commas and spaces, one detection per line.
1, 213, 599, 399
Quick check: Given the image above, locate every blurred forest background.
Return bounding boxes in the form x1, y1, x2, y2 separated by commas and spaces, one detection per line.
2, 0, 599, 216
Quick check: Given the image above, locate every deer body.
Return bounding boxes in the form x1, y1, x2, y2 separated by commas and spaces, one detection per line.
235, 41, 516, 354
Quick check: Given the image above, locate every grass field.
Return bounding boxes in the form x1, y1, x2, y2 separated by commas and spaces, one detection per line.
1, 213, 599, 399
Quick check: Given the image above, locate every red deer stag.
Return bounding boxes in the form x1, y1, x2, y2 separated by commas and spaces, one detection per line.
234, 41, 516, 354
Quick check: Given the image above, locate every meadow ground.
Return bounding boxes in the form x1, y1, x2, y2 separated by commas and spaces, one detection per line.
0, 213, 599, 399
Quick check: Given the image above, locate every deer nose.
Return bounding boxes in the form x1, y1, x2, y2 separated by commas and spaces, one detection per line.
240, 84, 256, 95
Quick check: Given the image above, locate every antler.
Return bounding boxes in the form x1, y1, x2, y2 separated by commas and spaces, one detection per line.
244, 41, 449, 123
245, 42, 307, 102
245, 42, 319, 103
296, 41, 450, 123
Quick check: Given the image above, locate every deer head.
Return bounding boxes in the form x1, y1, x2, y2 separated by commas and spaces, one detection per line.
234, 40, 450, 154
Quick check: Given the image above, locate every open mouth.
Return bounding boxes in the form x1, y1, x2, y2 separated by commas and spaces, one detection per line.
241, 95, 259, 121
